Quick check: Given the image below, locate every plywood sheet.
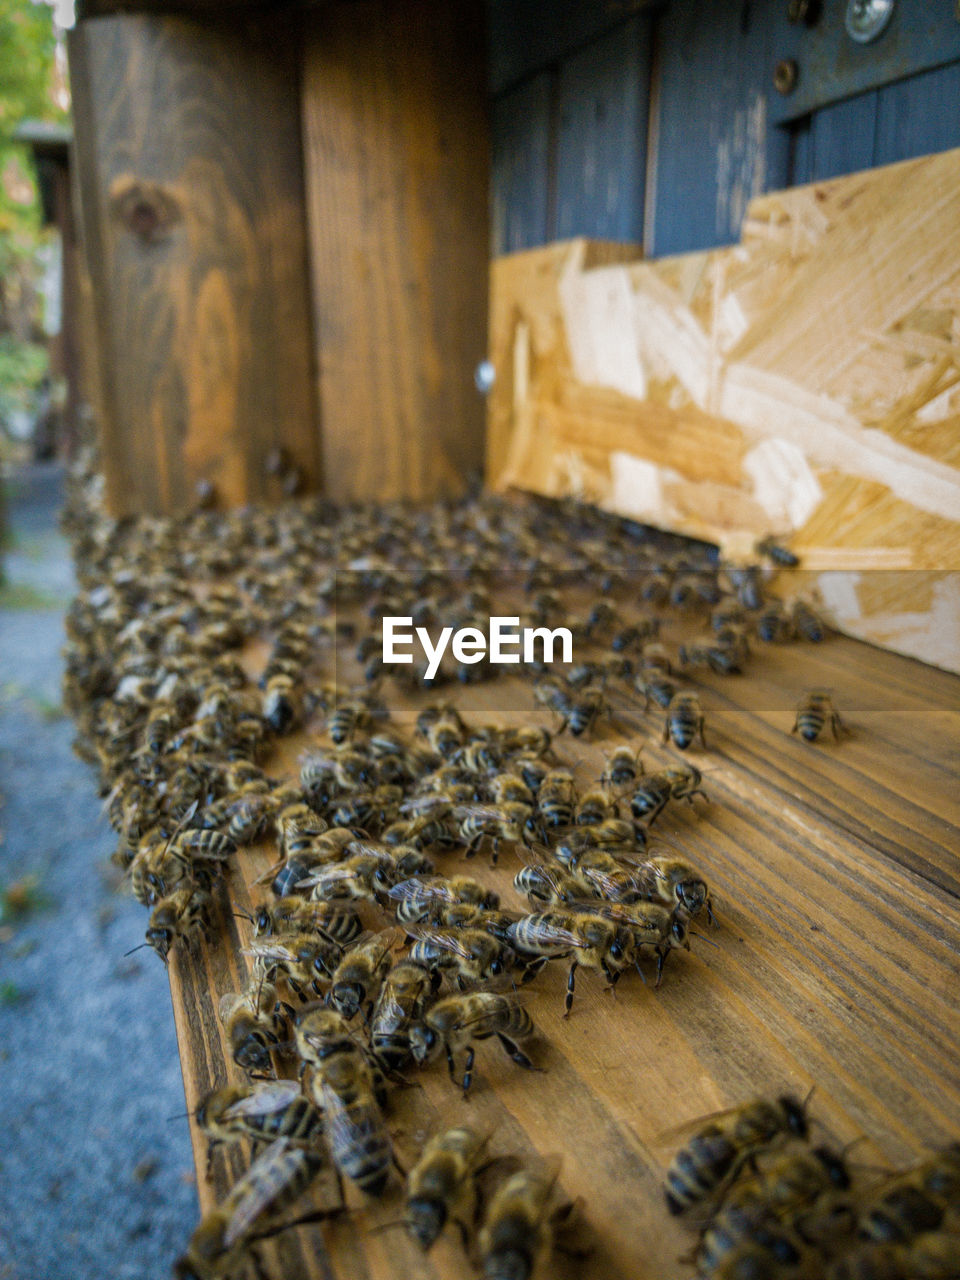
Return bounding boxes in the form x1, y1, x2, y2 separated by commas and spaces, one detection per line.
486, 151, 960, 672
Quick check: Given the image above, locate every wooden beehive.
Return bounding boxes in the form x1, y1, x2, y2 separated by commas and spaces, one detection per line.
61, 2, 960, 1277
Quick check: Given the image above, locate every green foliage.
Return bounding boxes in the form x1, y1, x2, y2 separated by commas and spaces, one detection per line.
0, 0, 62, 240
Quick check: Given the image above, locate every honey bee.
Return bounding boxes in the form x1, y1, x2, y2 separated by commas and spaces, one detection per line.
172, 1137, 332, 1280
408, 927, 516, 985
387, 874, 500, 925
244, 932, 343, 1000
828, 1232, 960, 1280
632, 855, 713, 921
694, 1224, 819, 1279
477, 1161, 567, 1280
792, 690, 848, 743
601, 745, 643, 791
536, 769, 577, 829
500, 725, 555, 759
636, 671, 680, 712
631, 764, 707, 826
249, 897, 363, 945
574, 788, 617, 826
454, 802, 535, 861
696, 1144, 852, 1273
328, 932, 395, 1022
326, 698, 374, 746
755, 536, 800, 568
262, 673, 302, 734
195, 1080, 323, 1172
756, 599, 795, 644
298, 852, 398, 903
663, 691, 706, 751
663, 1094, 812, 1216
403, 1125, 490, 1250
514, 859, 588, 907
418, 703, 467, 757
370, 958, 436, 1072
298, 1007, 394, 1196
507, 910, 638, 1015
791, 599, 826, 642
409, 991, 538, 1094
142, 885, 212, 963
219, 978, 285, 1075
858, 1144, 960, 1243
584, 898, 692, 984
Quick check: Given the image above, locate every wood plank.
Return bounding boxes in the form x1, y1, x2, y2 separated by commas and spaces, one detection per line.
301, 0, 489, 504
486, 154, 960, 672
67, 14, 320, 515
491, 74, 553, 254
553, 17, 650, 244
117, 570, 954, 1279
650, 0, 790, 255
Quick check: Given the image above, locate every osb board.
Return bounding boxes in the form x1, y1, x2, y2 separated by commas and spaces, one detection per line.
486, 151, 960, 673
168, 631, 960, 1280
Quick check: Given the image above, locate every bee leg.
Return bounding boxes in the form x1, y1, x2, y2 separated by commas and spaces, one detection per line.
563, 961, 578, 1017
654, 948, 668, 988
697, 718, 707, 749
790, 716, 800, 735
520, 956, 549, 985
249, 1245, 269, 1280
496, 1032, 539, 1072
461, 1047, 475, 1095
444, 1043, 459, 1085
661, 718, 670, 745
490, 839, 499, 867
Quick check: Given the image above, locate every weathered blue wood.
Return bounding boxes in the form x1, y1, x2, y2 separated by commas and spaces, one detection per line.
769, 0, 960, 126
488, 0, 649, 96
652, 0, 788, 255
807, 89, 879, 182
491, 72, 553, 254
554, 16, 650, 243
874, 60, 960, 166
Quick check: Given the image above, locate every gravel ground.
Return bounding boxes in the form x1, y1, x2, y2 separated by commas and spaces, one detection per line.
0, 463, 197, 1279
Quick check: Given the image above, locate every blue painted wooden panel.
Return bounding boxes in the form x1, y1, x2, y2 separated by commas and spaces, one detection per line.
652, 0, 789, 256
488, 0, 649, 96
806, 90, 879, 182
491, 73, 552, 254
554, 16, 650, 243
874, 60, 960, 165
792, 57, 960, 185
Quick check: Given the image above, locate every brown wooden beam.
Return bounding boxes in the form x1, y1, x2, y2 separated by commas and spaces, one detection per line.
68, 14, 320, 515
301, 0, 490, 503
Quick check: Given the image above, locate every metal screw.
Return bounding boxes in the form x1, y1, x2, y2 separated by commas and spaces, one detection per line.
774, 58, 798, 94
787, 0, 821, 24
474, 360, 496, 395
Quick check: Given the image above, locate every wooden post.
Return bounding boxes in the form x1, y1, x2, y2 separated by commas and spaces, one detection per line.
68, 14, 320, 515
301, 0, 490, 503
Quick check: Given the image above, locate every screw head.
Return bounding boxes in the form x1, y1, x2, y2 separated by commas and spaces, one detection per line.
774, 58, 799, 94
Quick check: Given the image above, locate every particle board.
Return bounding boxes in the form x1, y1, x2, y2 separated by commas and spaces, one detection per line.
486, 150, 960, 673
166, 627, 960, 1280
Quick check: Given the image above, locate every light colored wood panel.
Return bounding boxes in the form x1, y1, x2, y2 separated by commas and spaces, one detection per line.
302, 0, 489, 503
487, 154, 960, 672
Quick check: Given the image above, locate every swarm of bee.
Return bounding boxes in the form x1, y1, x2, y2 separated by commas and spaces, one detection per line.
60, 449, 869, 1278
664, 1093, 960, 1279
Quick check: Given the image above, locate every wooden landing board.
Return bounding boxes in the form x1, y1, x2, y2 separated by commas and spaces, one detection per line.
166, 627, 960, 1280
486, 149, 960, 674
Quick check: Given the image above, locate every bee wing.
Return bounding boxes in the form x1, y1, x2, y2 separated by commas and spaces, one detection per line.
406, 926, 475, 961
221, 1079, 303, 1120
518, 918, 593, 951
400, 794, 451, 816
654, 1105, 751, 1147
222, 1139, 299, 1247
452, 804, 498, 820
218, 992, 243, 1021
244, 940, 297, 964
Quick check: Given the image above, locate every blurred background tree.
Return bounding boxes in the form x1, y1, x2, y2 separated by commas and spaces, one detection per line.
0, 0, 69, 450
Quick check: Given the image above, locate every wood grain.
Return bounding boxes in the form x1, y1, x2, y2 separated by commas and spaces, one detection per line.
67, 14, 320, 515
301, 0, 489, 504
486, 152, 960, 672
165, 622, 960, 1279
